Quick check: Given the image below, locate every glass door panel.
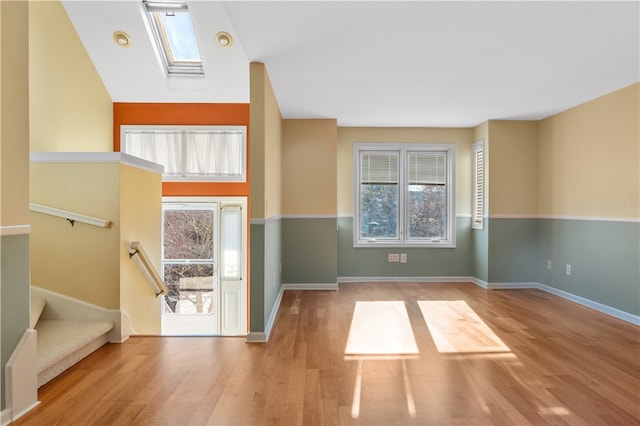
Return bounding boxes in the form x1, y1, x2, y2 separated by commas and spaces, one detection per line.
161, 205, 218, 335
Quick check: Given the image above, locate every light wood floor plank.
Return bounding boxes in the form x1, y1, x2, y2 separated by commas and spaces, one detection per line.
12, 282, 640, 425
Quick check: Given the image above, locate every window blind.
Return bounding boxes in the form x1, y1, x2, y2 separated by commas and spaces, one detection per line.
472, 141, 484, 229
360, 152, 399, 184
407, 151, 447, 185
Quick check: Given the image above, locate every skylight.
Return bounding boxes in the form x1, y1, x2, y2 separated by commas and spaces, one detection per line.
144, 1, 204, 75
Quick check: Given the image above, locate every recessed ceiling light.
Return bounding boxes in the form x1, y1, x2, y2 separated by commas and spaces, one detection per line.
215, 31, 233, 48
113, 31, 132, 47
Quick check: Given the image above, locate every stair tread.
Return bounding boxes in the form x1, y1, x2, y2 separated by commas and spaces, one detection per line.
36, 319, 114, 371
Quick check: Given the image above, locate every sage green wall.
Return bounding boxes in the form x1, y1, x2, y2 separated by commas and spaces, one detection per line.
538, 220, 639, 315
249, 224, 265, 332
249, 63, 283, 334
337, 217, 473, 278
471, 225, 489, 282
487, 218, 538, 283
249, 219, 282, 333
282, 218, 338, 284
1, 235, 30, 411
264, 219, 282, 320
1, 0, 30, 410
471, 122, 489, 282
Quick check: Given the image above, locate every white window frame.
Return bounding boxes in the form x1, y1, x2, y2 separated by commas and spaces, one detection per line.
121, 125, 247, 183
353, 142, 456, 248
472, 140, 485, 230
143, 0, 204, 76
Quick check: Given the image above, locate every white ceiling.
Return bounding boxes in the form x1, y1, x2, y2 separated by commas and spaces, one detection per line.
62, 0, 639, 127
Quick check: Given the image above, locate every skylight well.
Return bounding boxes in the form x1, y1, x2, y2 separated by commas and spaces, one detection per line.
144, 1, 203, 75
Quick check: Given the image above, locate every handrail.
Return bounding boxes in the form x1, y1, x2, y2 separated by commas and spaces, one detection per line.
128, 241, 168, 297
30, 202, 112, 228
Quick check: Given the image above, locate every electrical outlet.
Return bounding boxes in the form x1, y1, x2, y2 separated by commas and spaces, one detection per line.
388, 253, 400, 262
547, 260, 552, 270
400, 253, 407, 263
565, 264, 571, 275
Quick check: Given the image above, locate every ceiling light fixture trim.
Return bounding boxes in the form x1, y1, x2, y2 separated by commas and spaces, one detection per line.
113, 31, 132, 47
215, 31, 233, 48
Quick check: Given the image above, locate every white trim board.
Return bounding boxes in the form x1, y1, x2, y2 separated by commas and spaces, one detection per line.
282, 283, 338, 291
30, 152, 163, 174
485, 282, 639, 326
338, 276, 477, 284
489, 214, 639, 223
1, 225, 31, 236
1, 408, 12, 426
336, 214, 474, 219
246, 286, 284, 343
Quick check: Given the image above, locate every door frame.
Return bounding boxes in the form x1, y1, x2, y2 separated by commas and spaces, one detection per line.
162, 196, 247, 335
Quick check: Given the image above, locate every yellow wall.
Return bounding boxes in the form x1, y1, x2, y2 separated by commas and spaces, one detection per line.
337, 127, 474, 216
539, 83, 639, 219
30, 162, 121, 309
264, 69, 282, 219
119, 164, 162, 334
282, 119, 337, 215
29, 0, 112, 152
1, 0, 30, 227
249, 63, 266, 219
250, 62, 283, 219
487, 120, 538, 216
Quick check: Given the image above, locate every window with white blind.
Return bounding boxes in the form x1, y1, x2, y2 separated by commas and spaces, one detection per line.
354, 143, 456, 247
472, 140, 484, 230
121, 126, 246, 182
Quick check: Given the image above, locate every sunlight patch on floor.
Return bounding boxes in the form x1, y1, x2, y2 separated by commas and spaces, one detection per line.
345, 301, 418, 419
345, 301, 419, 356
418, 300, 511, 354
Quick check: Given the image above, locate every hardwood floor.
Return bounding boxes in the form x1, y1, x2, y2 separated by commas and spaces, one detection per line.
13, 282, 640, 425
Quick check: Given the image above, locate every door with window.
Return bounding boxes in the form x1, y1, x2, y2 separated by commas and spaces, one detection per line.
160, 200, 246, 335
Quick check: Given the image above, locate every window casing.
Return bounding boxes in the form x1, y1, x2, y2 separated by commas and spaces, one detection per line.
354, 143, 456, 248
121, 125, 246, 182
144, 1, 204, 75
472, 140, 484, 230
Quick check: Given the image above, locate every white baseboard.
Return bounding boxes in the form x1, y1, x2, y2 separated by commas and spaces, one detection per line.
246, 332, 267, 343
246, 286, 284, 343
485, 281, 640, 326
338, 276, 476, 284
282, 283, 338, 291
536, 283, 640, 326
1, 408, 12, 426
4, 402, 40, 425
4, 329, 39, 424
487, 282, 540, 290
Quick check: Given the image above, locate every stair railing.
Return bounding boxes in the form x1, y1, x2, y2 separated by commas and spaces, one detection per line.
30, 203, 112, 228
128, 241, 168, 297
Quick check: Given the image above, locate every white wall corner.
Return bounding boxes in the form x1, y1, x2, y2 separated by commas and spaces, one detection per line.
1, 408, 13, 426
4, 329, 40, 424
469, 277, 488, 288
245, 332, 268, 343
246, 286, 284, 343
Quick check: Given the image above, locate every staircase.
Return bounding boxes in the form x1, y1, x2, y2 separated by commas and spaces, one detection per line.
30, 289, 119, 387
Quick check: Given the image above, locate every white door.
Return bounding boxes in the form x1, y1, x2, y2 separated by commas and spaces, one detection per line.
160, 199, 246, 335
161, 203, 218, 335
219, 205, 244, 335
